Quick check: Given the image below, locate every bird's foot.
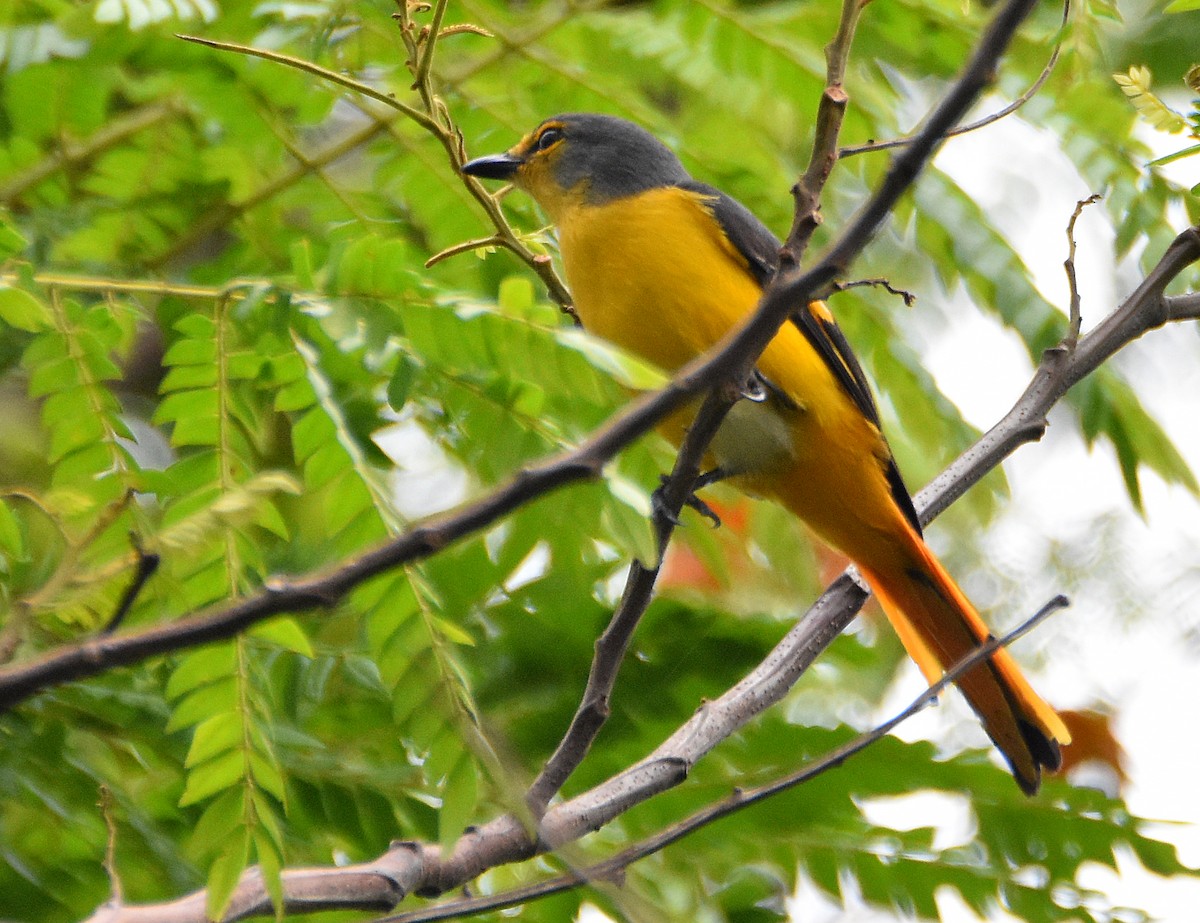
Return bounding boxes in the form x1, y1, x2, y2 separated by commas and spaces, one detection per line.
653, 469, 726, 528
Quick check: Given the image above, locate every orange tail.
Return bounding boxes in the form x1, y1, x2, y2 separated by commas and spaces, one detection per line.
859, 532, 1070, 795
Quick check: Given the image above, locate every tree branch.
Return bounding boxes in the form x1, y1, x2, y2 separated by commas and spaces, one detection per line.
1062, 193, 1103, 347
781, 0, 866, 265
838, 0, 1069, 159
380, 596, 1071, 923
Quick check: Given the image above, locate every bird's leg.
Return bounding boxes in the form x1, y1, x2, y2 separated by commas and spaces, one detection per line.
651, 370, 767, 528
653, 467, 728, 528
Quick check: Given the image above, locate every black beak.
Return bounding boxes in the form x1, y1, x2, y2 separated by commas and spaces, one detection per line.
461, 152, 523, 180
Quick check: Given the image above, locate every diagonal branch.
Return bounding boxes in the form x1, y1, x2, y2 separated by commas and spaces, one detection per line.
382, 596, 1071, 923
839, 0, 1070, 159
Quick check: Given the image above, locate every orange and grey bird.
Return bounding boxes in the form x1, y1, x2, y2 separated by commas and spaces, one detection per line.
463, 113, 1069, 793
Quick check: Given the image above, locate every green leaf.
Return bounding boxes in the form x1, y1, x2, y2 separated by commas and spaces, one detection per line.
290, 238, 316, 290
249, 749, 287, 804
557, 327, 669, 390
1148, 141, 1200, 167
438, 754, 478, 851
166, 645, 238, 700
0, 215, 27, 258
191, 789, 247, 852
254, 829, 285, 918
0, 286, 51, 332
179, 748, 246, 806
388, 353, 421, 411
0, 499, 26, 563
186, 712, 242, 768
166, 676, 238, 732
249, 618, 314, 657
497, 275, 535, 316
1114, 67, 1186, 133
602, 473, 660, 567
206, 831, 251, 922
429, 614, 475, 647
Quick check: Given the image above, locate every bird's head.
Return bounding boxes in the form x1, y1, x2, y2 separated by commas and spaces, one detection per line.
461, 113, 689, 220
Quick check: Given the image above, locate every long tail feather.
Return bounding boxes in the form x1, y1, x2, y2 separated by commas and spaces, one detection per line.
859, 534, 1070, 794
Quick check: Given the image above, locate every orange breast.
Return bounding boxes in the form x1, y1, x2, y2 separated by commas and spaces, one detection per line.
554, 186, 910, 563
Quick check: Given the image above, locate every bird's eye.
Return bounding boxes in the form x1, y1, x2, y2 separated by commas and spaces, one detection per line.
535, 128, 564, 151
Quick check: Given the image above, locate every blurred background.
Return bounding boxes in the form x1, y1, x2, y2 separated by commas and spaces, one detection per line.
1, 0, 1199, 921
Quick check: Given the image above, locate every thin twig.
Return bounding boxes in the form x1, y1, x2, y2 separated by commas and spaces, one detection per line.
782, 0, 868, 265
524, 382, 740, 814
839, 0, 1070, 159
424, 235, 505, 268
0, 272, 277, 301
1064, 193, 1103, 347
100, 537, 160, 635
99, 786, 123, 904
176, 35, 437, 131
413, 0, 451, 101
832, 276, 917, 306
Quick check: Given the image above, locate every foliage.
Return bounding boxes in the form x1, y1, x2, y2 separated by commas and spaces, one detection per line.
1113, 63, 1200, 190
0, 0, 1197, 922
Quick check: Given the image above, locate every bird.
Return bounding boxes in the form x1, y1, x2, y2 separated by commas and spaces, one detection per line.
462, 112, 1070, 794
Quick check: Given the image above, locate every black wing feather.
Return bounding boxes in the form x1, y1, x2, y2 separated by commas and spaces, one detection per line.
679, 179, 924, 536
677, 180, 779, 286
